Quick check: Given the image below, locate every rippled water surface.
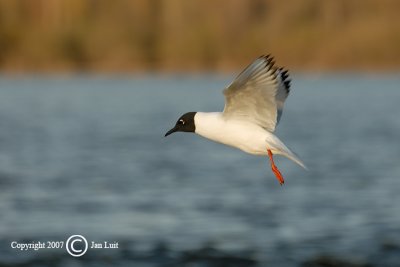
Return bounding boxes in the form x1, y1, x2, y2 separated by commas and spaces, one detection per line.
0, 74, 399, 266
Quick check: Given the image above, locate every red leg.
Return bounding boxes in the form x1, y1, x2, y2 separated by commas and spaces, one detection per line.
267, 149, 284, 185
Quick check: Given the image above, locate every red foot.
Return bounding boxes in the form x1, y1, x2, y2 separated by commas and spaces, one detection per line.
268, 149, 285, 185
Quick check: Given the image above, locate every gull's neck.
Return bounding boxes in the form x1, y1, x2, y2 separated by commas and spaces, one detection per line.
194, 112, 224, 138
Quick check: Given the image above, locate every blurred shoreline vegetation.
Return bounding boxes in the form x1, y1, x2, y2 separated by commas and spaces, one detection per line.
0, 0, 399, 73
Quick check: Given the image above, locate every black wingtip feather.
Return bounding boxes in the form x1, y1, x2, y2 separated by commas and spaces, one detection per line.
259, 54, 275, 65
259, 54, 291, 93
281, 70, 289, 80
284, 80, 291, 92
277, 67, 291, 94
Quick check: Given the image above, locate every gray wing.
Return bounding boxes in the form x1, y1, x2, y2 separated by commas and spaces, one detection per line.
222, 55, 291, 132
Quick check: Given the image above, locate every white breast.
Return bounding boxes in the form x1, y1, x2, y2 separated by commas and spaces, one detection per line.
194, 112, 270, 155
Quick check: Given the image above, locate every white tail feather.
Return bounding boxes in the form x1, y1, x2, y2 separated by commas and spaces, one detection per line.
267, 134, 307, 170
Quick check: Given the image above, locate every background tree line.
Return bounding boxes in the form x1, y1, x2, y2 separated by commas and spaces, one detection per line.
0, 0, 399, 72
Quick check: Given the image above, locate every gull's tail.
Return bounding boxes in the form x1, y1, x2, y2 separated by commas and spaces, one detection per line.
267, 134, 307, 170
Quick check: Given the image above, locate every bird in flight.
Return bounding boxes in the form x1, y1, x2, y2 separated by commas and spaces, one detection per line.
165, 55, 306, 185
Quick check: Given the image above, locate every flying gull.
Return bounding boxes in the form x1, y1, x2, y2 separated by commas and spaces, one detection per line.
165, 55, 306, 185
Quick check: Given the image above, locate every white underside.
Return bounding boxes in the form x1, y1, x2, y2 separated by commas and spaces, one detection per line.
194, 112, 306, 169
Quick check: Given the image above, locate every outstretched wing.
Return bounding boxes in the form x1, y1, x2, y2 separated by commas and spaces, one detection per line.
222, 55, 291, 132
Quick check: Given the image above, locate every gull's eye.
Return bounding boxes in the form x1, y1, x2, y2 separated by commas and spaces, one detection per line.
178, 119, 185, 125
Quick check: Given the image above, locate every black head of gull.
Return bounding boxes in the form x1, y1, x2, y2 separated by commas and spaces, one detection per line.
165, 112, 197, 136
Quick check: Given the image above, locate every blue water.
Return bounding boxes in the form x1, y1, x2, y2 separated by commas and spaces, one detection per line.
0, 74, 399, 266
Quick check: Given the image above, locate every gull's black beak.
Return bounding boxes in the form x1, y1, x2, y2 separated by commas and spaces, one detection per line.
165, 126, 178, 137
